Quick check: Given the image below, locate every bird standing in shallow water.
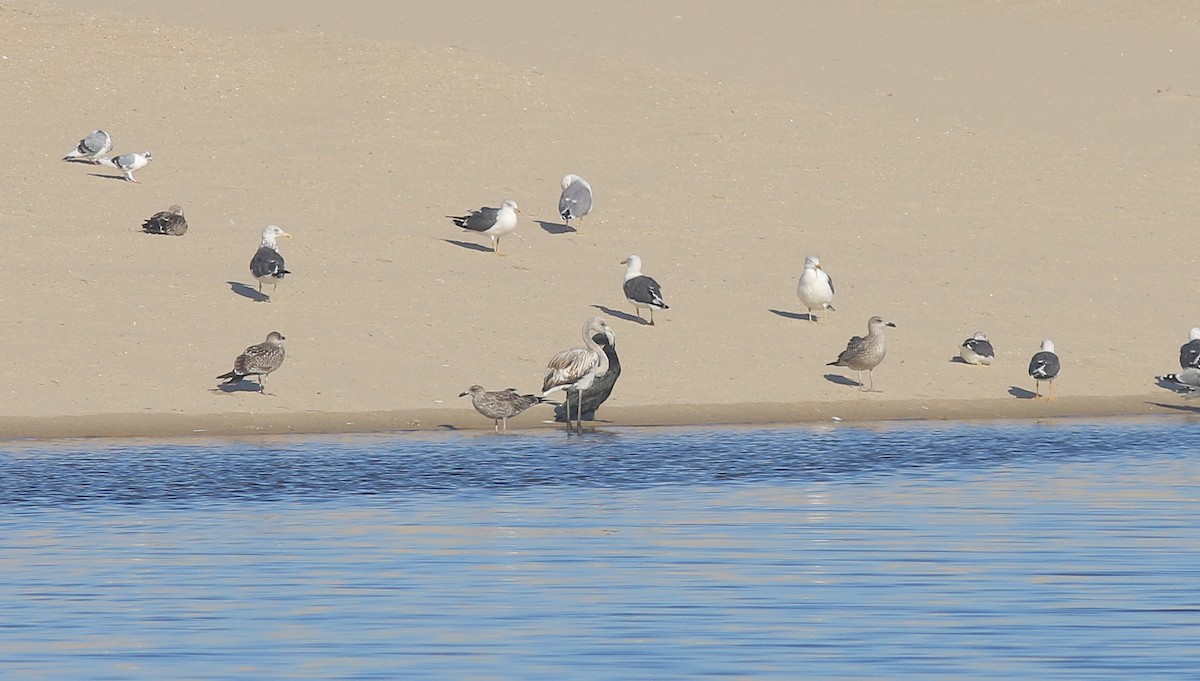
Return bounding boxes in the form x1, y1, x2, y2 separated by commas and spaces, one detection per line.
250, 225, 291, 300
1028, 339, 1060, 399
448, 199, 520, 255
459, 385, 546, 432
558, 174, 593, 231
621, 255, 669, 325
542, 317, 615, 435
557, 330, 621, 423
960, 331, 995, 365
796, 255, 835, 323
827, 316, 897, 392
216, 332, 286, 394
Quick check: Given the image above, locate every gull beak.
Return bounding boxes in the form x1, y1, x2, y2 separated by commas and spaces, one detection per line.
458, 391, 469, 398
604, 327, 616, 345
281, 232, 292, 238
886, 322, 897, 328
619, 258, 629, 265
515, 207, 523, 214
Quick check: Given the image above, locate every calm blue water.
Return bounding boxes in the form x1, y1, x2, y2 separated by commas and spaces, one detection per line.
1, 420, 1197, 680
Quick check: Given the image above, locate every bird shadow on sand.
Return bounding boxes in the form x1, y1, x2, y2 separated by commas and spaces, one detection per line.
1008, 386, 1038, 399
211, 382, 267, 394
535, 220, 576, 235
592, 305, 649, 325
769, 308, 813, 322
227, 281, 270, 302
87, 172, 129, 182
442, 239, 494, 253
64, 159, 101, 165
1145, 400, 1200, 413
949, 356, 970, 364
824, 373, 862, 388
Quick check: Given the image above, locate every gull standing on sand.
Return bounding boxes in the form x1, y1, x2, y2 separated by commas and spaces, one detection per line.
250, 225, 292, 299
959, 331, 995, 365
99, 151, 152, 183
142, 205, 188, 236
1179, 327, 1200, 369
448, 199, 520, 255
1028, 339, 1060, 399
542, 317, 615, 435
556, 328, 621, 424
827, 316, 897, 392
621, 255, 669, 325
63, 129, 111, 163
459, 385, 546, 432
558, 174, 593, 231
1158, 367, 1200, 394
796, 255, 835, 323
216, 331, 287, 394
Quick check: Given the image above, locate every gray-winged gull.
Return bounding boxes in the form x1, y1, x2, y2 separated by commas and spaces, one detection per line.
459, 385, 547, 432
556, 329, 621, 423
827, 316, 897, 392
558, 174, 593, 230
1158, 367, 1200, 395
542, 317, 615, 435
796, 255, 835, 322
960, 331, 995, 365
448, 199, 520, 255
1027, 339, 1060, 399
621, 255, 669, 325
250, 225, 291, 299
216, 331, 287, 393
99, 151, 152, 183
142, 205, 188, 236
1179, 327, 1200, 369
63, 129, 112, 163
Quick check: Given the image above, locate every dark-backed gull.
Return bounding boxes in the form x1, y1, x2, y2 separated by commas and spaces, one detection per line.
1027, 339, 1060, 399
142, 205, 188, 236
796, 255, 835, 322
216, 331, 287, 394
558, 174, 593, 230
827, 316, 897, 392
63, 129, 111, 163
99, 151, 152, 183
459, 385, 546, 432
621, 255, 669, 325
448, 199, 520, 255
960, 331, 995, 365
250, 225, 291, 299
542, 317, 615, 435
1179, 327, 1200, 369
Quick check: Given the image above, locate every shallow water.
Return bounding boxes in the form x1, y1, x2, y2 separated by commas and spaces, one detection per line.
1, 421, 1197, 679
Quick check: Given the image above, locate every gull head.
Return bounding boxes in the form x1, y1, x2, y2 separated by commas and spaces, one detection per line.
1039, 339, 1056, 353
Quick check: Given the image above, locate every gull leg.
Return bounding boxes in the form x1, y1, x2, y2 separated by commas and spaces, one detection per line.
1047, 381, 1055, 401
649, 308, 655, 326
494, 419, 500, 433
1034, 380, 1041, 399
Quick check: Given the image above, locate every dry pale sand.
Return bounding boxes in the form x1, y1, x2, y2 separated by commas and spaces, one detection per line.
2, 1, 1199, 438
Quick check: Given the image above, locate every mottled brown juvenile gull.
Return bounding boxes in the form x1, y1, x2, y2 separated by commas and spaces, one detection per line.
542, 317, 615, 435
141, 205, 188, 236
796, 255, 835, 323
98, 151, 152, 183
827, 316, 897, 392
63, 129, 111, 163
959, 331, 995, 365
459, 385, 547, 432
1027, 339, 1060, 400
556, 329, 621, 424
448, 199, 520, 255
250, 225, 291, 299
216, 331, 286, 394
621, 255, 669, 325
558, 174, 593, 230
1179, 327, 1200, 369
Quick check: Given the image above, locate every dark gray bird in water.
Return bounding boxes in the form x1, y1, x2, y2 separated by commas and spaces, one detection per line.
1179, 327, 1200, 369
459, 385, 547, 432
216, 331, 286, 394
250, 225, 291, 299
621, 255, 669, 325
1028, 339, 1060, 399
448, 199, 520, 255
142, 205, 188, 236
542, 317, 615, 435
959, 331, 995, 365
555, 330, 621, 423
558, 174, 593, 231
98, 150, 152, 182
827, 316, 897, 392
63, 129, 111, 163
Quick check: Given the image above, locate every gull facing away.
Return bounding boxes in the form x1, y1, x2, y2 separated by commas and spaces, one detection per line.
621, 255, 669, 325
448, 199, 520, 255
542, 317, 615, 435
1180, 327, 1200, 369
141, 205, 188, 236
459, 385, 547, 432
250, 225, 291, 300
1158, 367, 1200, 395
98, 151, 152, 182
216, 331, 286, 394
556, 329, 621, 424
558, 174, 593, 231
960, 331, 995, 365
827, 316, 897, 392
63, 129, 111, 163
1028, 339, 1060, 399
796, 255, 835, 322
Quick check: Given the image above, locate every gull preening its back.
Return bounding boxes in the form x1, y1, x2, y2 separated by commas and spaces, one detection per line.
99, 151, 152, 183
827, 316, 897, 392
796, 255, 835, 322
250, 225, 291, 300
542, 317, 615, 435
621, 255, 669, 325
960, 331, 995, 365
459, 385, 547, 432
216, 331, 287, 394
558, 174, 593, 231
448, 199, 520, 255
63, 129, 111, 163
141, 205, 188, 236
1027, 339, 1060, 399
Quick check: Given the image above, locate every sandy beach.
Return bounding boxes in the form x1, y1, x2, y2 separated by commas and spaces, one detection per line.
2, 1, 1199, 438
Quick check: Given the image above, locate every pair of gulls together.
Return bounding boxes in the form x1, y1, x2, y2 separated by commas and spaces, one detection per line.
960, 334, 1061, 400
63, 129, 152, 183
448, 174, 594, 255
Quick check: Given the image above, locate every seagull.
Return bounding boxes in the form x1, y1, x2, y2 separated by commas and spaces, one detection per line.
1158, 367, 1200, 395
216, 331, 287, 394
459, 385, 547, 432
1028, 339, 1060, 399
448, 199, 520, 255
542, 317, 615, 435
1180, 327, 1200, 369
141, 205, 188, 236
621, 255, 669, 325
556, 329, 621, 424
98, 151, 152, 183
960, 331, 995, 365
558, 174, 593, 231
63, 129, 112, 163
827, 316, 897, 392
250, 225, 291, 300
796, 255, 835, 322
